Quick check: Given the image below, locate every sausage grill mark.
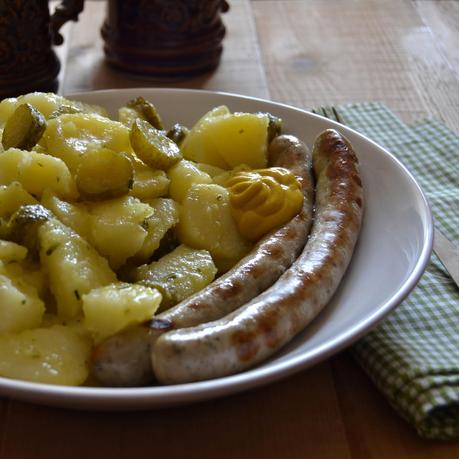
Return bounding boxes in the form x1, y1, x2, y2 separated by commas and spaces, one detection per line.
231, 330, 259, 362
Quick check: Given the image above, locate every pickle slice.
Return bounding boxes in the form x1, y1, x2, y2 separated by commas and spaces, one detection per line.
166, 123, 190, 147
130, 118, 182, 170
8, 204, 53, 258
1, 103, 47, 151
127, 96, 164, 130
256, 111, 283, 143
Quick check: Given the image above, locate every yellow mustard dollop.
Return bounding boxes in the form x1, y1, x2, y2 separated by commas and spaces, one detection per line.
225, 167, 303, 241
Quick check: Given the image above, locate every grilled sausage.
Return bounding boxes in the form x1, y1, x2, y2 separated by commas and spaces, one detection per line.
91, 135, 314, 386
152, 129, 363, 384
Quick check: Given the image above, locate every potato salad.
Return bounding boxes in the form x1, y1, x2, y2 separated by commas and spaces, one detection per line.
0, 92, 303, 386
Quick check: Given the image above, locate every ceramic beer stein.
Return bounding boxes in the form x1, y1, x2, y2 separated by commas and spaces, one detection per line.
0, 0, 84, 98
101, 0, 230, 80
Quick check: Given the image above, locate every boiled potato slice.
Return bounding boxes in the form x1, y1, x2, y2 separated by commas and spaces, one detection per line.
1, 103, 46, 150
43, 193, 154, 269
0, 98, 17, 128
0, 93, 63, 127
48, 104, 82, 119
0, 148, 78, 200
196, 162, 226, 178
0, 92, 106, 128
87, 196, 153, 269
168, 159, 212, 203
83, 282, 162, 342
129, 161, 169, 200
130, 119, 182, 170
137, 244, 217, 310
0, 325, 92, 385
181, 110, 269, 170
180, 106, 231, 169
16, 92, 67, 119
190, 105, 230, 129
65, 99, 108, 118
0, 269, 45, 333
134, 198, 179, 263
91, 221, 147, 270
3, 260, 47, 300
31, 144, 48, 154
0, 181, 38, 218
49, 103, 106, 120
178, 184, 252, 272
118, 106, 139, 128
41, 190, 92, 242
43, 113, 132, 173
75, 147, 134, 200
39, 219, 116, 319
0, 240, 27, 263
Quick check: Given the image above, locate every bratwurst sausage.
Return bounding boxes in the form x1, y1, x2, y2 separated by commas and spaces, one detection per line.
91, 135, 314, 386
152, 129, 363, 384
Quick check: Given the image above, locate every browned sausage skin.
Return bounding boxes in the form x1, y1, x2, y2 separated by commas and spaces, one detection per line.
151, 129, 363, 384
90, 135, 314, 386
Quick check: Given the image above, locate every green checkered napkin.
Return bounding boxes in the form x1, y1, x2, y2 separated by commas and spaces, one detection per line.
325, 102, 459, 440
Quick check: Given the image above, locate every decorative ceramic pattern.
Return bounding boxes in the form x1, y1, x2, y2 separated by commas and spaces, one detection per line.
102, 0, 230, 78
0, 0, 54, 74
0, 0, 84, 97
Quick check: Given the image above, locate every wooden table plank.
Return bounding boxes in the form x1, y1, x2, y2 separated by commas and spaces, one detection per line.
414, 0, 459, 81
0, 364, 352, 459
60, 0, 269, 100
331, 353, 459, 459
0, 399, 11, 459
252, 0, 459, 130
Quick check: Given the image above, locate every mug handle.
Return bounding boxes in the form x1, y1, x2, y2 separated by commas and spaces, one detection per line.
50, 0, 85, 46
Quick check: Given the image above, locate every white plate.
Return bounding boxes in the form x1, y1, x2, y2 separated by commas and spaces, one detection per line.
0, 88, 433, 410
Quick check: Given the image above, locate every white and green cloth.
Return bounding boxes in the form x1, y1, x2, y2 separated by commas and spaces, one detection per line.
318, 102, 458, 440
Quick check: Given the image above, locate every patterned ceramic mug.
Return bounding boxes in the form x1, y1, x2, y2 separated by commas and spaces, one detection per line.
0, 0, 85, 98
101, 0, 230, 80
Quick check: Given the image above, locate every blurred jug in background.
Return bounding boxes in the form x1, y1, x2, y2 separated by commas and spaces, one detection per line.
102, 0, 230, 80
0, 0, 84, 99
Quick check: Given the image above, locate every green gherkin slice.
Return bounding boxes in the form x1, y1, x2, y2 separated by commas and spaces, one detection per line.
127, 96, 164, 130
1, 103, 47, 150
256, 111, 283, 143
166, 123, 190, 147
8, 204, 53, 259
130, 118, 182, 170
267, 113, 283, 142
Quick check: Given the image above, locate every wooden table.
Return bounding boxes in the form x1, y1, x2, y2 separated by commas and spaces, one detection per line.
2, 1, 458, 457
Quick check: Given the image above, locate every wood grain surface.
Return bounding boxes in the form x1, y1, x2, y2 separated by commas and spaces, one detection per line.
1, 1, 459, 457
